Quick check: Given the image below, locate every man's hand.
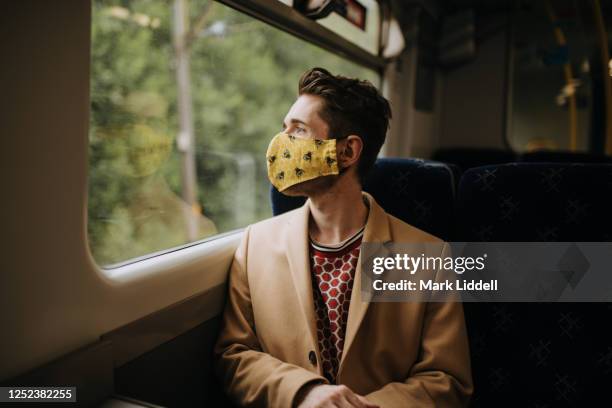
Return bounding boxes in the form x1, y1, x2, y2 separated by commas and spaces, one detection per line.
296, 384, 380, 408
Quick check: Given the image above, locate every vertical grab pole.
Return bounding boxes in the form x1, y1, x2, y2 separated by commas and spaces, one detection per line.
544, 0, 578, 151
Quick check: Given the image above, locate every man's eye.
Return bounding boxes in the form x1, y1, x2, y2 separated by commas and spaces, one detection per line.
295, 127, 306, 134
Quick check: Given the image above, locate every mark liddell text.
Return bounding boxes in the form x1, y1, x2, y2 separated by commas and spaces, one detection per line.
372, 279, 498, 291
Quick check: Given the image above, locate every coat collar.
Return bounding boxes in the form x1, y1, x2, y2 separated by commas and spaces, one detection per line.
283, 192, 393, 375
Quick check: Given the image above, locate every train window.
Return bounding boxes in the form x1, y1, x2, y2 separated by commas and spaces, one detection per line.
88, 0, 379, 267
508, 2, 594, 152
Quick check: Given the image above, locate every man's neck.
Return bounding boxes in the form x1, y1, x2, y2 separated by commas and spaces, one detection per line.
307, 178, 369, 245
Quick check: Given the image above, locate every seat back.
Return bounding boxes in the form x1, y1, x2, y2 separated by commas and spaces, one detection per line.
270, 157, 456, 240
456, 163, 612, 241
455, 163, 612, 407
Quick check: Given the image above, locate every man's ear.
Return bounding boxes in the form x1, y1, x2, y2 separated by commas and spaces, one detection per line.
338, 135, 363, 169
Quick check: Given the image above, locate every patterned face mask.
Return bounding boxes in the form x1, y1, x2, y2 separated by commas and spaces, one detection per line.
266, 132, 340, 192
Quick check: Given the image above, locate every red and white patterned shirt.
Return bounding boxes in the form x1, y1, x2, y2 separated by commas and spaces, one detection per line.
310, 227, 364, 383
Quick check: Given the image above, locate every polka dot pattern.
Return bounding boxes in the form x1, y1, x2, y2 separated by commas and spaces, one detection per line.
310, 238, 361, 383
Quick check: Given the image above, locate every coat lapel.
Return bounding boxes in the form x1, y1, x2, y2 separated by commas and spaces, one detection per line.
339, 193, 392, 373
283, 193, 393, 377
284, 202, 319, 357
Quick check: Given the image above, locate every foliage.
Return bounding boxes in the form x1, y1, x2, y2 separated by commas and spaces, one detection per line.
89, 0, 378, 265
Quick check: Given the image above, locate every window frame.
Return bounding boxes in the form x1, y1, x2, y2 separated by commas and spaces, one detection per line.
101, 229, 244, 270
218, 0, 386, 73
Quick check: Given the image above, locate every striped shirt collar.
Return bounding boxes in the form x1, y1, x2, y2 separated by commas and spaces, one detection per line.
309, 226, 365, 253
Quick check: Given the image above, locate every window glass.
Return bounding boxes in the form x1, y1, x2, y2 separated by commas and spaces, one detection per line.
89, 0, 379, 266
508, 2, 594, 152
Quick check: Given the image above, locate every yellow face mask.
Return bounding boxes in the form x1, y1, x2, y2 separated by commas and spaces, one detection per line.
266, 132, 340, 192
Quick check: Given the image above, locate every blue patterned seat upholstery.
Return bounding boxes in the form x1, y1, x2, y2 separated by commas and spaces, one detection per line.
456, 163, 612, 407
270, 157, 456, 240
456, 163, 612, 241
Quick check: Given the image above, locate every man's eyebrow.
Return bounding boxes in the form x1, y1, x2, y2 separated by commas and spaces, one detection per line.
289, 118, 308, 126
282, 118, 309, 129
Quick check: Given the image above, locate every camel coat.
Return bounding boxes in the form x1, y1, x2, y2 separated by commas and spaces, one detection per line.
214, 193, 472, 407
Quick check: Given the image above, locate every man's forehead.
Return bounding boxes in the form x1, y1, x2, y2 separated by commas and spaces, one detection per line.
284, 94, 326, 125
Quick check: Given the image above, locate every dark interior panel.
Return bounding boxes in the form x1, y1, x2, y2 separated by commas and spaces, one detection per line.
115, 316, 234, 408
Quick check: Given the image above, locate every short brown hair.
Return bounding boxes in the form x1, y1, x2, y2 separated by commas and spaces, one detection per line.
298, 67, 391, 181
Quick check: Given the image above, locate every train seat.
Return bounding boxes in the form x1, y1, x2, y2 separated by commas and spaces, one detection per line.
431, 147, 517, 172
455, 163, 612, 407
519, 149, 612, 164
456, 163, 612, 241
270, 157, 457, 240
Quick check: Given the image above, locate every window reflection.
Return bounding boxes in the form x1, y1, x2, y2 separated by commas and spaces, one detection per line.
88, 0, 378, 266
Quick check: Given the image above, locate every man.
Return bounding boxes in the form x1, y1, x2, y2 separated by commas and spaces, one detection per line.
214, 68, 472, 407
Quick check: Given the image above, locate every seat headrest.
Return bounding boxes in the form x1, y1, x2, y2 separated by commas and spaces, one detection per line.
270, 157, 456, 240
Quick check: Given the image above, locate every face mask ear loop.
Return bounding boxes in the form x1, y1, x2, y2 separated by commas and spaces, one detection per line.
334, 135, 350, 174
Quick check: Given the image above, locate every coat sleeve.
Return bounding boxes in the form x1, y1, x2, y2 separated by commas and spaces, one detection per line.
214, 226, 329, 408
365, 243, 473, 407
